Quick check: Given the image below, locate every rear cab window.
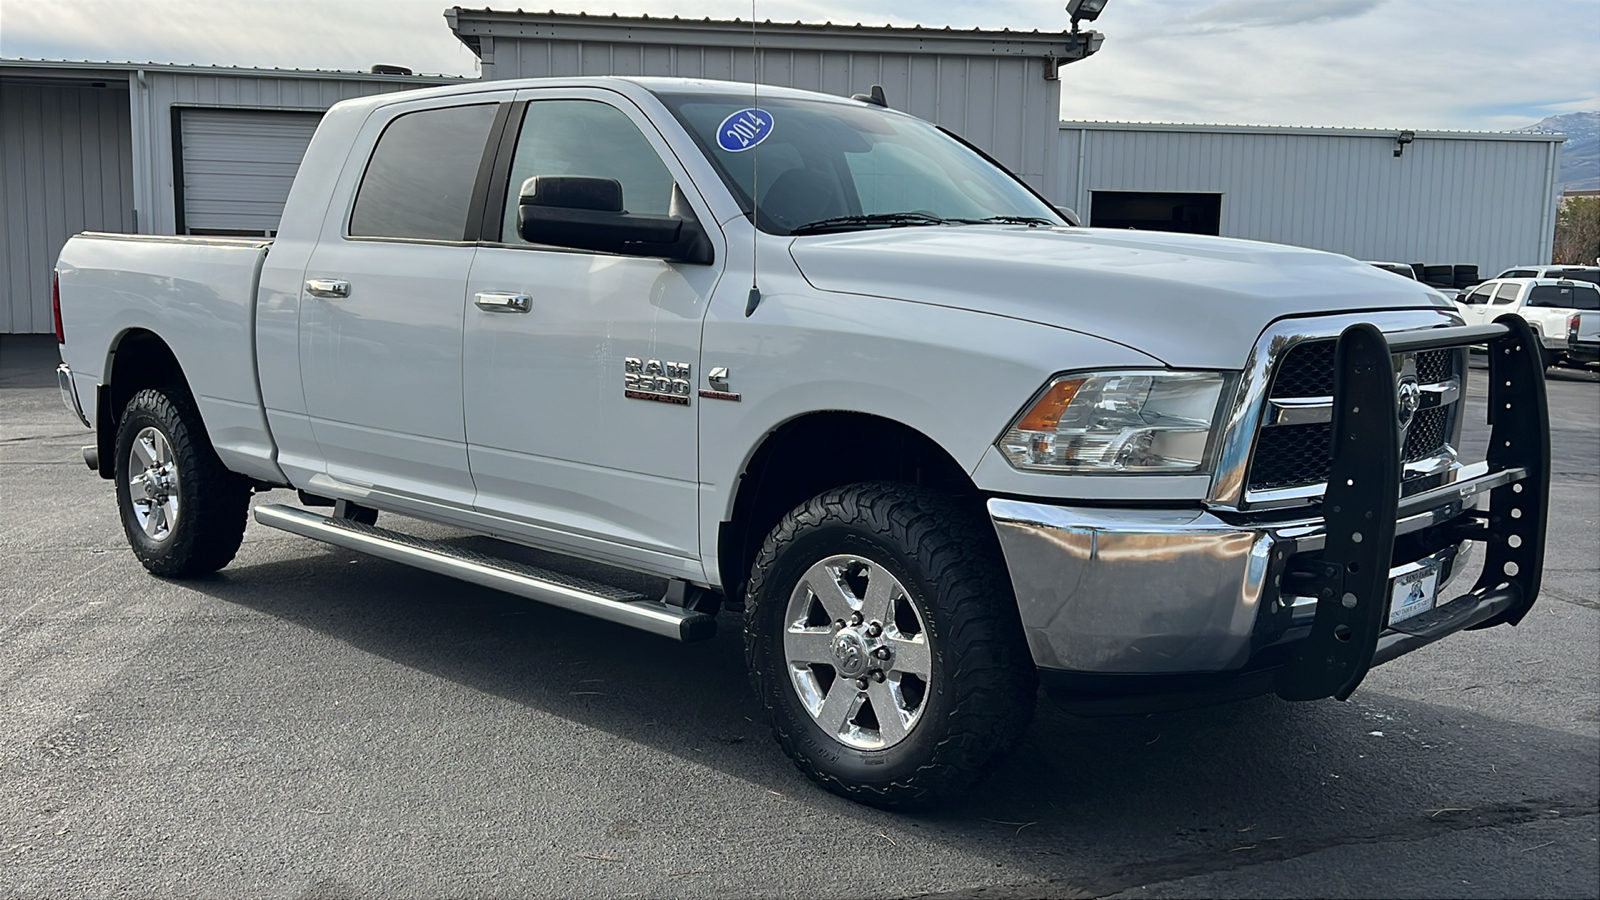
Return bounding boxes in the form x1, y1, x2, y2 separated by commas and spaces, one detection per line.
1491, 283, 1522, 305
1529, 284, 1600, 310
348, 104, 498, 241
1551, 269, 1600, 287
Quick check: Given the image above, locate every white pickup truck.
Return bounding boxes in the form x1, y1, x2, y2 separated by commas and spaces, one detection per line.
54, 77, 1550, 808
1455, 277, 1600, 366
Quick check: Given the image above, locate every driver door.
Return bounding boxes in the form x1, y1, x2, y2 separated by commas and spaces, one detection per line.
461, 89, 721, 576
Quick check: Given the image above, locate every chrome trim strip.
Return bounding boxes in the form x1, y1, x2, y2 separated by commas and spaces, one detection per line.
1419, 378, 1461, 410
1265, 396, 1334, 426
1263, 377, 1460, 428
1207, 308, 1466, 511
1404, 447, 1458, 479
56, 363, 90, 429
253, 504, 713, 642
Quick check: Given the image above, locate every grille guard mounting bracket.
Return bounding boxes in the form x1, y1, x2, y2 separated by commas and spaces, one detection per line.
1274, 315, 1549, 702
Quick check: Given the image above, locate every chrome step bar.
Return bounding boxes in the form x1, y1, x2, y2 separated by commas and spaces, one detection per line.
253, 504, 716, 642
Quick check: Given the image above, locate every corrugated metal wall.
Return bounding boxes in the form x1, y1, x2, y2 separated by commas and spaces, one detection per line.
1056, 124, 1561, 275
0, 82, 133, 334
480, 37, 1061, 195
133, 71, 433, 235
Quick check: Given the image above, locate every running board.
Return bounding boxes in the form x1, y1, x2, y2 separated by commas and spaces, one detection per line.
253, 504, 716, 642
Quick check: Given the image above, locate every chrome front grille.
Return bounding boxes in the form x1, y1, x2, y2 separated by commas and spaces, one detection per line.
1245, 340, 1464, 495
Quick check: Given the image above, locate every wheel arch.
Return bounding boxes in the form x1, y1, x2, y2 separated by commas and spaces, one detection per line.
94, 328, 200, 479
716, 411, 981, 604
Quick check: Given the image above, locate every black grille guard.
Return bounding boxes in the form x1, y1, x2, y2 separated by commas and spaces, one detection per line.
1275, 315, 1550, 702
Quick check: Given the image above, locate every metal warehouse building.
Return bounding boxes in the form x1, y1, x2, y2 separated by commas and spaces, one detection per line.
0, 60, 458, 334
0, 8, 1568, 333
1057, 121, 1564, 276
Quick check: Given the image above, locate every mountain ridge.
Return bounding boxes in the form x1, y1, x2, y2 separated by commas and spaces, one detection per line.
1517, 111, 1599, 191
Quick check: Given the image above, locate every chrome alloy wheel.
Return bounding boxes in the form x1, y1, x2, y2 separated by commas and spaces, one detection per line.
783, 554, 933, 751
126, 426, 181, 542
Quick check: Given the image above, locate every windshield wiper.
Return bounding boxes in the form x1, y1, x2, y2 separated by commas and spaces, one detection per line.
789, 212, 949, 235
950, 215, 1059, 227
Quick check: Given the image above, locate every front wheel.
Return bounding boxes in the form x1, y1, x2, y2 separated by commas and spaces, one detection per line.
744, 483, 1037, 808
114, 387, 250, 577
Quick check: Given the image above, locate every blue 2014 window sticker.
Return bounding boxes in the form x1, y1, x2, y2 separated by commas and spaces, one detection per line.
716, 108, 773, 152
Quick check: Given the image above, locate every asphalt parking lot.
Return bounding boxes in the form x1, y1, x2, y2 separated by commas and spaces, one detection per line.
2, 334, 1596, 899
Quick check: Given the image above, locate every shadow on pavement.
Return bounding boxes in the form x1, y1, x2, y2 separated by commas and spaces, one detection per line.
188, 537, 1598, 891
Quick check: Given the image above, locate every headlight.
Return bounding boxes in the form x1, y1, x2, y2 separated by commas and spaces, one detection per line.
997, 370, 1227, 473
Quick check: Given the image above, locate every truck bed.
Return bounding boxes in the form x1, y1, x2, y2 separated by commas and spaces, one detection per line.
55, 232, 282, 483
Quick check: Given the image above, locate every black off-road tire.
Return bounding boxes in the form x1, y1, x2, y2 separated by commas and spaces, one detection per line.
114, 387, 251, 577
744, 482, 1037, 809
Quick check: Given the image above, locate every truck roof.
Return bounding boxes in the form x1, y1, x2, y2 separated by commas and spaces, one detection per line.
325, 75, 859, 118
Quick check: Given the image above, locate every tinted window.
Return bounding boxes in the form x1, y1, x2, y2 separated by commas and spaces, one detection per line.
1529, 284, 1600, 310
1463, 286, 1494, 305
501, 100, 676, 243
350, 104, 496, 241
1555, 269, 1600, 286
1501, 269, 1536, 278
1492, 283, 1521, 304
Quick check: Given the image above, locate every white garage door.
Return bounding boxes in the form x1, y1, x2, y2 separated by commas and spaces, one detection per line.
177, 109, 322, 235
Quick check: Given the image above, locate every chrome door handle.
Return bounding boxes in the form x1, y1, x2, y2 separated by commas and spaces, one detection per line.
474, 292, 531, 313
305, 279, 351, 299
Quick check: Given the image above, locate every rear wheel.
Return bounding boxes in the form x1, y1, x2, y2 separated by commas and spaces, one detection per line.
745, 482, 1036, 808
114, 387, 250, 577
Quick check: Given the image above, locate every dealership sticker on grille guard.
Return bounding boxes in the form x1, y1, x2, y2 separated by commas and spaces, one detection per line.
1388, 562, 1440, 626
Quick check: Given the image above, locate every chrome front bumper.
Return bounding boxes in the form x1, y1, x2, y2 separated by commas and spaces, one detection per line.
57, 362, 90, 428
988, 462, 1515, 675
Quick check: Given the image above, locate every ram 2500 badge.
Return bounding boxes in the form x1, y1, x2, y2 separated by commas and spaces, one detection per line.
54, 78, 1549, 808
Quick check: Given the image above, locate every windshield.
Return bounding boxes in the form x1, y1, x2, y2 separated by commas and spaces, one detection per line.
655, 91, 1062, 235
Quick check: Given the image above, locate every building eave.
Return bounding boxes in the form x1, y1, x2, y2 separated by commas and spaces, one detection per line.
444, 7, 1101, 65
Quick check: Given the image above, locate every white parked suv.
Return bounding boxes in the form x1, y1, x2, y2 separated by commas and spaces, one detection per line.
52, 77, 1551, 807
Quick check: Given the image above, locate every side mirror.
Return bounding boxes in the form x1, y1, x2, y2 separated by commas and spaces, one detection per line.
1054, 205, 1082, 227
517, 176, 712, 265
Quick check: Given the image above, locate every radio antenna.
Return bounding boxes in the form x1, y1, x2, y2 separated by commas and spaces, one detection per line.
744, 0, 764, 316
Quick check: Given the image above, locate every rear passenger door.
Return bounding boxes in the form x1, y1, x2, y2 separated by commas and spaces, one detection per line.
298, 95, 510, 509
460, 89, 722, 576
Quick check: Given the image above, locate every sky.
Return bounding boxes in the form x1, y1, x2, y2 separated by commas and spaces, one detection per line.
2, 0, 1596, 132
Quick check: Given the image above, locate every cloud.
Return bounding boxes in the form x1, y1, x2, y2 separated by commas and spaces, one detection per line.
1180, 0, 1384, 32
0, 0, 1594, 131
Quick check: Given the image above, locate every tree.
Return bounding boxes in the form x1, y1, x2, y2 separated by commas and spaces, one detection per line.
1553, 196, 1600, 265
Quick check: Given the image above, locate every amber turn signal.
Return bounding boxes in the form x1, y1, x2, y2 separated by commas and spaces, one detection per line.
1015, 378, 1086, 432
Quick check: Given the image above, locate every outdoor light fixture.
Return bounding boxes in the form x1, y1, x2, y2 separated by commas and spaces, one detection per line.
1067, 0, 1109, 31
1394, 130, 1415, 158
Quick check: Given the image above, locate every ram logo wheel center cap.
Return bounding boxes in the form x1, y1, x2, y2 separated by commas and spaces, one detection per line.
832, 631, 868, 677
1396, 376, 1421, 432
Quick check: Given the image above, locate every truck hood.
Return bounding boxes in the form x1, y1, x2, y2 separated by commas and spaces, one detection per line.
787, 226, 1451, 368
